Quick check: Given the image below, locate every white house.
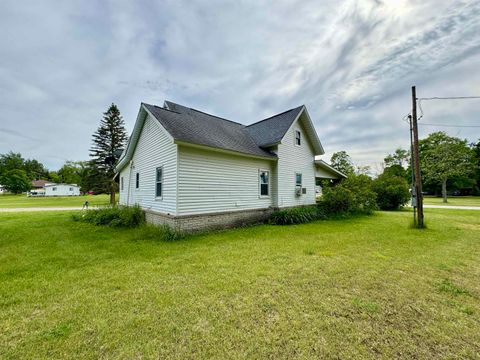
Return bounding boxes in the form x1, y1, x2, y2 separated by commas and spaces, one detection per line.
115, 101, 346, 231
44, 184, 80, 196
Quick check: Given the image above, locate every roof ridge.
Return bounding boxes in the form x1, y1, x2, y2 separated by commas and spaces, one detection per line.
142, 102, 180, 114
164, 100, 244, 126
246, 105, 304, 128
188, 107, 245, 126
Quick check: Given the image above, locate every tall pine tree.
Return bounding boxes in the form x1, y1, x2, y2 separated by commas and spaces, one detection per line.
89, 104, 128, 202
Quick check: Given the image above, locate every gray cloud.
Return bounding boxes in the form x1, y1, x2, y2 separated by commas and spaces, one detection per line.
0, 0, 479, 170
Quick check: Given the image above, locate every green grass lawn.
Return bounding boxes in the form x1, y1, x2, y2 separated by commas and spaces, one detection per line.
0, 194, 112, 208
1, 210, 479, 358
423, 195, 480, 207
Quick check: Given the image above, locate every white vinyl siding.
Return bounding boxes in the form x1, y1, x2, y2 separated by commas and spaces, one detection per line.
177, 146, 274, 215
118, 113, 177, 215
44, 184, 80, 196
276, 115, 317, 207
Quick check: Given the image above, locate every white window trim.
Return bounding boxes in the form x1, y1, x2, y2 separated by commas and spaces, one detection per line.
295, 130, 301, 146
155, 166, 163, 200
258, 169, 270, 198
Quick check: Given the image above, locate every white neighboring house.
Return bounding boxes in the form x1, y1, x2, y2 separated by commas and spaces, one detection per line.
0, 184, 4, 194
44, 184, 80, 196
115, 101, 346, 231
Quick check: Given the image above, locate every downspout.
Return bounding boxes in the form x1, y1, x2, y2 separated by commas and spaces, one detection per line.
126, 160, 134, 206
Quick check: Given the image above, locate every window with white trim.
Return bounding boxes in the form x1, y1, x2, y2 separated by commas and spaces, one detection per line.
295, 130, 301, 146
136, 172, 139, 189
52, 187, 57, 191
259, 170, 269, 197
156, 167, 163, 198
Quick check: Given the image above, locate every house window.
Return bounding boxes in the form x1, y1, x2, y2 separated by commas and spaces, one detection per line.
136, 173, 139, 189
120, 177, 124, 191
295, 130, 301, 146
296, 173, 302, 187
259, 170, 269, 197
69, 187, 73, 191
52, 187, 57, 191
156, 167, 163, 198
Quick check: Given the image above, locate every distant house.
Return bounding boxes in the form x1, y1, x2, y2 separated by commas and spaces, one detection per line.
28, 183, 80, 197
116, 101, 346, 231
0, 184, 4, 194
44, 184, 80, 196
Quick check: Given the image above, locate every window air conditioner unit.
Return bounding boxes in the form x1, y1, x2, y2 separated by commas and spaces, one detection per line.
295, 186, 302, 196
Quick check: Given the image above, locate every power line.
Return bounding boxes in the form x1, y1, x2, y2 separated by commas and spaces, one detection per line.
417, 96, 480, 100
417, 95, 480, 122
418, 123, 480, 128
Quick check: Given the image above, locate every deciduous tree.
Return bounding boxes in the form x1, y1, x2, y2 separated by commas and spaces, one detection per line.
1, 169, 31, 194
330, 151, 355, 176
419, 132, 475, 203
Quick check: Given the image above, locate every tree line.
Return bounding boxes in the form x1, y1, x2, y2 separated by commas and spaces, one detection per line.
0, 104, 128, 195
330, 132, 480, 204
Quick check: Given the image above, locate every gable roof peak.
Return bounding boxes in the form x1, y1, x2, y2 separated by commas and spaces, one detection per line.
246, 105, 304, 128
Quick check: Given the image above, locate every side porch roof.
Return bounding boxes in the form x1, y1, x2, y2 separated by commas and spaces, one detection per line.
315, 159, 347, 179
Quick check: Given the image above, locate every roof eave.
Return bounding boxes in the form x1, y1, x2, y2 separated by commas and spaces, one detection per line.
315, 160, 348, 178
300, 106, 325, 155
174, 140, 278, 161
115, 104, 148, 173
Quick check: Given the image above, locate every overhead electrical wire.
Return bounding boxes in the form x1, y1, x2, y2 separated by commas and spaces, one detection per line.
414, 95, 480, 125
418, 123, 480, 128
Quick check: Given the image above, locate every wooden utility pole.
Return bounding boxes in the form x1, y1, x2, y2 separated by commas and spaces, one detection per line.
411, 86, 424, 227
408, 115, 416, 224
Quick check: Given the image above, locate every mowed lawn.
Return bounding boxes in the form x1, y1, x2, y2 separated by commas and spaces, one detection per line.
1, 210, 479, 358
0, 194, 112, 208
423, 195, 480, 207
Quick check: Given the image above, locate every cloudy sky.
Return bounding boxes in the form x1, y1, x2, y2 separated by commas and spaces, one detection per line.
1, 0, 479, 171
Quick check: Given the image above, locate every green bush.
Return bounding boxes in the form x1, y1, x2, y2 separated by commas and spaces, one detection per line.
271, 175, 378, 225
373, 174, 410, 210
319, 185, 355, 215
269, 206, 321, 225
319, 174, 377, 215
73, 205, 145, 228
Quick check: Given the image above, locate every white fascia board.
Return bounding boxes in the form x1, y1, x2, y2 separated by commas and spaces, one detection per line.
315, 159, 347, 178
115, 105, 146, 173
301, 107, 325, 155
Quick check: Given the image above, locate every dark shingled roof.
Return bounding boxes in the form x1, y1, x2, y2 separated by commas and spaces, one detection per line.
143, 103, 277, 159
142, 101, 307, 160
245, 106, 304, 147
